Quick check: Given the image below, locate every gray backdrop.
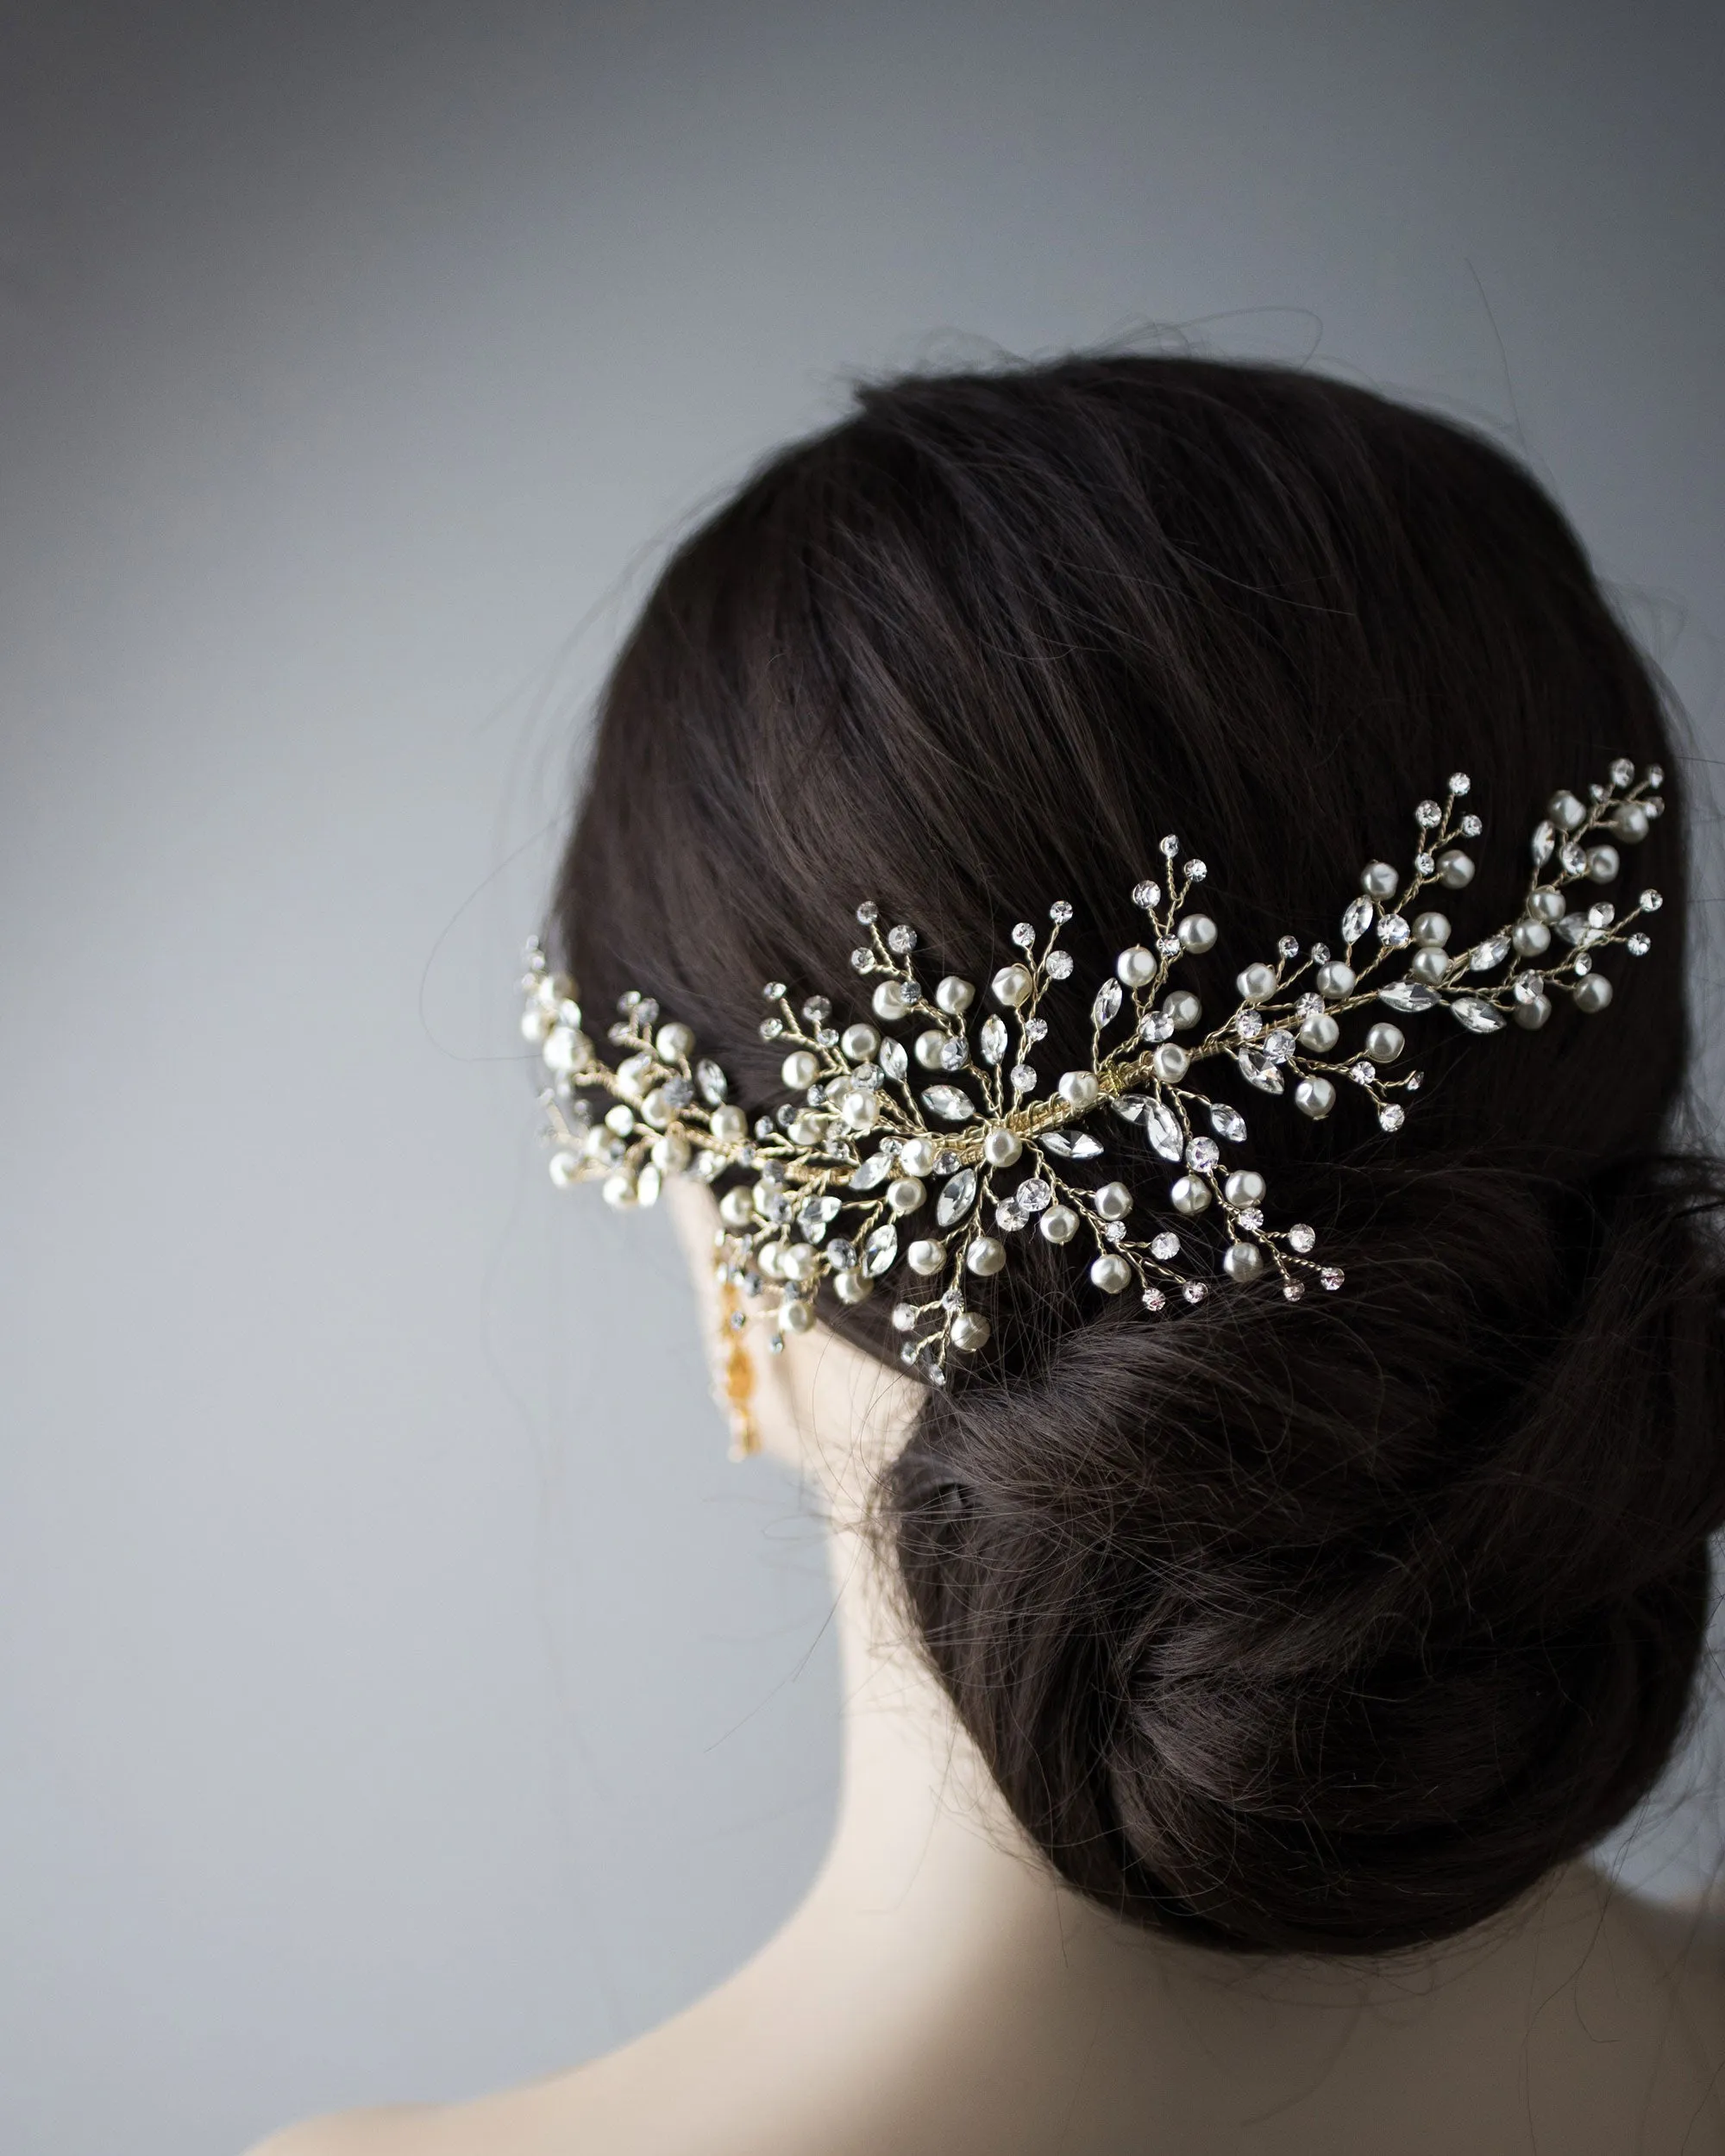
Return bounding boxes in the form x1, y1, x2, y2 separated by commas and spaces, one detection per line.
2, 4, 1722, 2152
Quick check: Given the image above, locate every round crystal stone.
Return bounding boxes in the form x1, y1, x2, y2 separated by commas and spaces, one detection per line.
1011, 921, 1035, 947
1415, 799, 1442, 827
1287, 1223, 1316, 1253
1448, 772, 1471, 794
1142, 1287, 1166, 1311
1182, 1281, 1208, 1302
1186, 860, 1208, 880
762, 981, 787, 1000
1320, 1267, 1345, 1290
1151, 1231, 1181, 1260
1628, 933, 1651, 956
888, 924, 918, 953
1461, 814, 1483, 837
1378, 1104, 1406, 1131
850, 948, 873, 971
856, 902, 880, 924
1160, 835, 1180, 858
1014, 1177, 1053, 1213
1133, 880, 1162, 909
1050, 899, 1074, 922
1044, 950, 1074, 979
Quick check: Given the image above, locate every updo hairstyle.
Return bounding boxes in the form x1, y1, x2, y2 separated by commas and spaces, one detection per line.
556, 355, 1725, 1953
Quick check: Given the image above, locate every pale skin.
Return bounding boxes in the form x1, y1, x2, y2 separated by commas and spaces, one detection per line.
255, 1178, 1725, 2156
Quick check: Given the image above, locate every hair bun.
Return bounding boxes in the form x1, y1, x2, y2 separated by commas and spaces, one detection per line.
887, 1155, 1725, 1952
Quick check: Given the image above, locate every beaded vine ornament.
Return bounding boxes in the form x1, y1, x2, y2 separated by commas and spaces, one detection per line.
524, 763, 1664, 1420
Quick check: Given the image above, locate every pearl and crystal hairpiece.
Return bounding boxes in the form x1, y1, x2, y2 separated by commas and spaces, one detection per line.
523, 762, 1663, 1402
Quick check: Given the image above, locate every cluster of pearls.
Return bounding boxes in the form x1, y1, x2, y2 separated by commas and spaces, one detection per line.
524, 762, 1660, 1381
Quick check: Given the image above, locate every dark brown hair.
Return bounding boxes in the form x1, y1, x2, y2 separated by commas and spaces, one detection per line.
556, 354, 1725, 1953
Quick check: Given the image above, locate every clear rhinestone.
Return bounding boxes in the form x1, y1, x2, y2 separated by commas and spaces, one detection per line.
1320, 1268, 1345, 1291
755, 1118, 775, 1138
1144, 1102, 1184, 1162
1295, 992, 1325, 1020
697, 1060, 729, 1104
1158, 936, 1181, 957
1235, 1009, 1264, 1040
1342, 896, 1374, 942
1160, 835, 1180, 859
1415, 799, 1442, 827
1025, 1017, 1048, 1041
1015, 1177, 1053, 1213
1349, 1060, 1377, 1084
1277, 936, 1300, 959
1628, 932, 1651, 956
1104, 1220, 1126, 1243
921, 1085, 975, 1122
865, 1225, 900, 1275
1461, 814, 1483, 838
1186, 860, 1208, 881
1287, 1223, 1316, 1254
980, 1015, 1007, 1064
1574, 951, 1592, 975
1378, 1103, 1406, 1131
1451, 996, 1505, 1033
1182, 1281, 1208, 1303
1133, 880, 1162, 909
1050, 899, 1074, 923
941, 1286, 965, 1313
1187, 1136, 1220, 1171
826, 1239, 858, 1270
890, 1300, 917, 1330
760, 1018, 783, 1039
1311, 942, 1331, 965
1011, 921, 1036, 948
856, 902, 880, 924
1377, 914, 1410, 947
801, 995, 831, 1021
1094, 979, 1123, 1026
1045, 950, 1074, 979
1238, 1047, 1285, 1094
995, 1202, 1026, 1232
1560, 840, 1587, 876
850, 948, 873, 971
1209, 1104, 1247, 1143
1640, 888, 1663, 912
1448, 772, 1471, 795
1151, 1231, 1181, 1260
880, 1039, 908, 1079
1414, 852, 1435, 876
1010, 1063, 1037, 1093
939, 1036, 969, 1071
1141, 1287, 1166, 1311
1140, 1012, 1174, 1044
1532, 821, 1556, 868
888, 924, 918, 954
762, 981, 787, 1000
1283, 1282, 1305, 1301
936, 1169, 978, 1225
1470, 936, 1510, 971
1264, 1029, 1295, 1063
1611, 757, 1636, 787
1238, 1207, 1264, 1232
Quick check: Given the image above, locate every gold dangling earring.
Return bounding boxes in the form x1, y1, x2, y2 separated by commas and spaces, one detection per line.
718, 1276, 759, 1460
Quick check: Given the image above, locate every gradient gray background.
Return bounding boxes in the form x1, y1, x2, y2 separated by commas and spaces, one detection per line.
3, 4, 1722, 2152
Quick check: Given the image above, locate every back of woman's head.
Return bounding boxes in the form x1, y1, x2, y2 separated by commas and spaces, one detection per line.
557, 354, 1725, 1954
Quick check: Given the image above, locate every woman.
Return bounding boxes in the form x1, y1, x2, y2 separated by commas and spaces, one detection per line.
261, 355, 1725, 2153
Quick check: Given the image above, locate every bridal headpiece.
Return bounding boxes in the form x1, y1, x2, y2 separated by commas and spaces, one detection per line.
523, 762, 1662, 1413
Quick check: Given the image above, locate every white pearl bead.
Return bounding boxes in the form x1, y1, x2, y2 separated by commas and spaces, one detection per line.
1548, 789, 1587, 831
1527, 888, 1566, 923
1163, 990, 1202, 1031
965, 1236, 1007, 1275
616, 1052, 656, 1100
1222, 1242, 1265, 1280
522, 1005, 555, 1044
548, 1149, 581, 1188
1038, 1206, 1080, 1244
1295, 1076, 1336, 1119
936, 976, 975, 1016
1364, 1022, 1404, 1062
1170, 1175, 1211, 1216
1151, 1042, 1189, 1082
1436, 848, 1475, 889
1316, 961, 1356, 1000
982, 1125, 1022, 1168
655, 1021, 695, 1062
635, 1164, 662, 1207
833, 1269, 873, 1305
601, 1172, 637, 1209
1176, 913, 1217, 954
1224, 1169, 1265, 1205
1057, 1070, 1100, 1110
1411, 911, 1451, 948
899, 1138, 938, 1176
1089, 1254, 1132, 1294
757, 1242, 787, 1277
1512, 918, 1551, 956
605, 1103, 636, 1135
1574, 973, 1615, 1013
907, 1238, 946, 1275
787, 1113, 825, 1147
543, 1026, 584, 1074
1094, 1181, 1132, 1220
841, 1022, 880, 1060
1586, 844, 1620, 883
641, 1087, 674, 1128
1116, 945, 1157, 987
781, 1049, 819, 1090
718, 1186, 755, 1228
1361, 862, 1399, 899
1237, 962, 1277, 1002
1408, 946, 1450, 985
914, 1028, 948, 1069
651, 1130, 691, 1173
781, 1297, 815, 1333
1298, 1011, 1339, 1052
950, 1311, 991, 1352
872, 980, 913, 1022
991, 962, 1034, 1006
781, 1243, 816, 1282
709, 1105, 747, 1144
1513, 993, 1551, 1030
888, 1176, 926, 1214
838, 1087, 880, 1131
1611, 801, 1650, 843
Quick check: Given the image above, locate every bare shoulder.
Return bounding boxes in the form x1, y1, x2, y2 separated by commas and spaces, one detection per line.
245, 2107, 438, 2156
243, 2080, 590, 2156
